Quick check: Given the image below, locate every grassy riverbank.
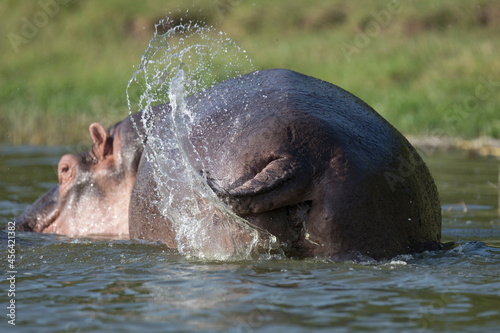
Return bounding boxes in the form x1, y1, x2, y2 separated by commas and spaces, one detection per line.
1, 0, 499, 145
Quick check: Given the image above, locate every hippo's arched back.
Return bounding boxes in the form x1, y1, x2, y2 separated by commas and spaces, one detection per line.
15, 69, 441, 260
130, 69, 442, 259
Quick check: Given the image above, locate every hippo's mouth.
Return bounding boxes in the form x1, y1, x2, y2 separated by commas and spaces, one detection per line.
15, 185, 61, 233
32, 208, 61, 233
15, 206, 60, 233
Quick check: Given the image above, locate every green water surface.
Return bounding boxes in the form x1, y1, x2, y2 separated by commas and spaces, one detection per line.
1, 146, 499, 332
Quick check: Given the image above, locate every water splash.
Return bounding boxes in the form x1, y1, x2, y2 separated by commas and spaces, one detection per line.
126, 18, 279, 260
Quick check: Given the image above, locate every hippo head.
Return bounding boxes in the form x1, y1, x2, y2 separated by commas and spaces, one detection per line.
15, 116, 143, 238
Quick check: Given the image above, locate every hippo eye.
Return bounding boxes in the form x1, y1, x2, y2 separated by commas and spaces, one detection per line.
58, 164, 71, 183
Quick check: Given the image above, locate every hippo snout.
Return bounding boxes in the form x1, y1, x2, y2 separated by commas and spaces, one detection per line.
15, 185, 60, 232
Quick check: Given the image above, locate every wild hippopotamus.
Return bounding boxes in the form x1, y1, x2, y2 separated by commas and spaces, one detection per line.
15, 69, 442, 260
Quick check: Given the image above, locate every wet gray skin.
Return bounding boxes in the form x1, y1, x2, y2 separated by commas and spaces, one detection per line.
15, 69, 442, 260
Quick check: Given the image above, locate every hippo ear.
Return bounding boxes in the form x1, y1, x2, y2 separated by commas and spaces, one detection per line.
89, 123, 112, 159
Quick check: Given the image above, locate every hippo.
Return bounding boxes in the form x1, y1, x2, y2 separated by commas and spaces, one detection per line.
15, 69, 442, 260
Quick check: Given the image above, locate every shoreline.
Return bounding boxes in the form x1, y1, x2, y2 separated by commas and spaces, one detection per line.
2, 135, 500, 159
407, 136, 500, 158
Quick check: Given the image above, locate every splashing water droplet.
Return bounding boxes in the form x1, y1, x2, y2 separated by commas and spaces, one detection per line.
126, 17, 278, 260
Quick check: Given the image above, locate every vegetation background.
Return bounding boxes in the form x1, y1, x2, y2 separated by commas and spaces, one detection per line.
1, 0, 499, 145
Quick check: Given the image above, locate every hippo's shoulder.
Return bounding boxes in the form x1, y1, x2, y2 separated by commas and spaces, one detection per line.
242, 70, 404, 162
188, 69, 406, 168
190, 68, 368, 115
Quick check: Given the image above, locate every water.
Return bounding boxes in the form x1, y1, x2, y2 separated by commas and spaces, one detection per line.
1, 146, 499, 332
125, 20, 277, 260
2, 19, 500, 333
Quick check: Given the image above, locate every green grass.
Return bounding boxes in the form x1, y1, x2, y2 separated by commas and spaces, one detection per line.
1, 0, 499, 144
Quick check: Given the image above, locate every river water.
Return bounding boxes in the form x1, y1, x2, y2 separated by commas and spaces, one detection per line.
0, 145, 499, 332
